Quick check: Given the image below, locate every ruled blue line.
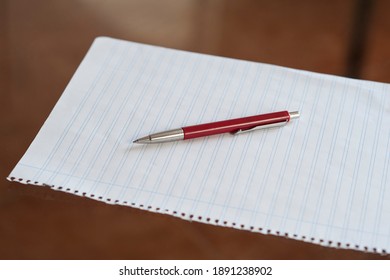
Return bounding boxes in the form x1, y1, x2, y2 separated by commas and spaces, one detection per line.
239, 68, 289, 227
139, 54, 200, 206
187, 60, 240, 215
325, 81, 361, 238
308, 79, 348, 237
261, 71, 301, 229
358, 89, 385, 245
230, 64, 264, 222
276, 75, 312, 231
204, 61, 252, 219
172, 58, 227, 212
34, 40, 118, 182
61, 44, 141, 189
174, 59, 237, 213
369, 84, 389, 246
105, 47, 176, 200
294, 79, 336, 234
156, 57, 214, 210
46, 43, 128, 184
341, 92, 372, 241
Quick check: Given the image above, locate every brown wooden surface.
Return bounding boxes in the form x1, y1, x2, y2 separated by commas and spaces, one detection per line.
1, 0, 389, 259
361, 0, 390, 82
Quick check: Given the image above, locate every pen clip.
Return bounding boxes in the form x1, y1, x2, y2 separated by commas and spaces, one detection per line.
231, 120, 288, 135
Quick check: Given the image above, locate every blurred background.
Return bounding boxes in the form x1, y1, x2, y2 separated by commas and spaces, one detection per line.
1, 0, 389, 259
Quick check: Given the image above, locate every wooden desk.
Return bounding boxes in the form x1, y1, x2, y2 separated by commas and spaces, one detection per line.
1, 0, 389, 259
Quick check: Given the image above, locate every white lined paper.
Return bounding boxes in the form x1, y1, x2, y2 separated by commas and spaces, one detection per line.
8, 37, 390, 253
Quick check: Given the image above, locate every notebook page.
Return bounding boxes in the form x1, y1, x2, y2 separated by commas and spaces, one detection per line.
8, 37, 390, 253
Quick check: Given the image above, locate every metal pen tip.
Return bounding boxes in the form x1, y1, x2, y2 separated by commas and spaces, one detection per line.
133, 135, 152, 144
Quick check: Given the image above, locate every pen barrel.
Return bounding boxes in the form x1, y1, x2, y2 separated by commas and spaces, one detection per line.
182, 110, 290, 140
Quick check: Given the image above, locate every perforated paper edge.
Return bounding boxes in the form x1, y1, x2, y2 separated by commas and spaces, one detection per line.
7, 176, 388, 256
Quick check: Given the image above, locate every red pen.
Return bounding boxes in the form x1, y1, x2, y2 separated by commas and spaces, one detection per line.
133, 110, 299, 144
